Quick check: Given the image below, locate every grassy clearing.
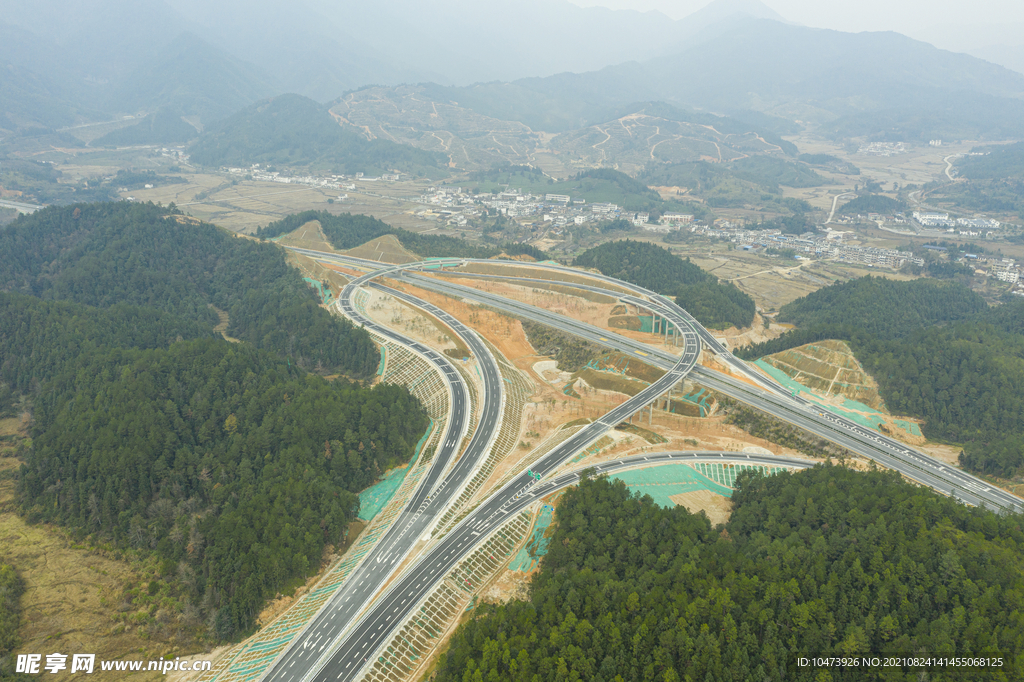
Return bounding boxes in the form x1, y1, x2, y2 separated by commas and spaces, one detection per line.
1, 412, 212, 676
0, 424, 205, 679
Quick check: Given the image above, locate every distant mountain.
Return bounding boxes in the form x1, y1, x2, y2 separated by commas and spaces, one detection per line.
0, 21, 97, 134
3, 0, 1023, 147
326, 88, 795, 173
92, 107, 199, 147
106, 33, 275, 122
426, 16, 1024, 142
659, 0, 787, 47
644, 18, 1024, 111
0, 0, 796, 133
189, 94, 446, 176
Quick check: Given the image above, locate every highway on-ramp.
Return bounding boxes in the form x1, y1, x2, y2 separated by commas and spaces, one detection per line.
263, 263, 504, 682
274, 246, 1023, 682
303, 337, 698, 682
290, 247, 1024, 513
402, 269, 1024, 514
269, 257, 701, 682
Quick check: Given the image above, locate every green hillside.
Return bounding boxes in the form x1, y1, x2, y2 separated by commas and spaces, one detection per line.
573, 240, 755, 329
837, 194, 907, 215
641, 158, 825, 212
957, 143, 1024, 180
434, 469, 1024, 682
7, 297, 426, 638
258, 210, 548, 261
736, 277, 1024, 478
0, 201, 431, 638
189, 93, 446, 176
0, 202, 378, 376
776, 276, 986, 338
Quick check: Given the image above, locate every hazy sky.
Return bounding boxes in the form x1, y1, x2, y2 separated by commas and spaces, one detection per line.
569, 0, 1024, 52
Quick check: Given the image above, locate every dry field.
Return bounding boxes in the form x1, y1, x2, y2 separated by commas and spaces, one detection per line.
0, 416, 207, 681
118, 174, 445, 235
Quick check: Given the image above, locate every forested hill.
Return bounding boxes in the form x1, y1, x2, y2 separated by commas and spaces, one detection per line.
258, 210, 549, 261
8, 301, 428, 637
573, 240, 755, 329
188, 94, 446, 177
737, 277, 1024, 479
777, 275, 987, 339
434, 470, 1024, 682
0, 202, 378, 377
837, 194, 907, 216
956, 142, 1024, 180
0, 202, 436, 638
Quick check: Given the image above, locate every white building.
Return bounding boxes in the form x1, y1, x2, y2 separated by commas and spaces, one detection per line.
913, 211, 953, 227
631, 212, 649, 227
662, 213, 694, 225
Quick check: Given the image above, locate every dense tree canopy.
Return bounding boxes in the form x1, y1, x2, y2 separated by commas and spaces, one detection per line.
956, 142, 1024, 180
573, 240, 755, 329
0, 292, 213, 393
838, 195, 907, 215
434, 470, 1024, 682
738, 277, 1024, 478
0, 202, 378, 377
18, 334, 428, 636
0, 564, 25, 679
0, 201, 435, 638
776, 276, 986, 340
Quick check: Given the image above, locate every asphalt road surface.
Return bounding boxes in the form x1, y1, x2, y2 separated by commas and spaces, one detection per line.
279, 259, 701, 682
403, 269, 1024, 514
290, 247, 1024, 513
263, 265, 503, 682
272, 247, 1023, 682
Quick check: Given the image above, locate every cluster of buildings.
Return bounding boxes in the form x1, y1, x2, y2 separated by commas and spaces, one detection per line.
857, 142, 907, 156
991, 258, 1020, 284
160, 147, 189, 163
416, 186, 673, 232
837, 210, 1004, 239
691, 223, 925, 269
223, 165, 404, 191
912, 212, 1002, 235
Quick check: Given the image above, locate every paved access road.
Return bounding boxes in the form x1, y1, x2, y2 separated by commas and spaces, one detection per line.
397, 268, 1023, 514
275, 258, 701, 682
292, 247, 1024, 513
276, 247, 1022, 682
263, 263, 504, 682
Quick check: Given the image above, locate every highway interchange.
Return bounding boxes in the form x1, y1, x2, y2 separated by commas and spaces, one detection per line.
264, 262, 505, 681
266, 247, 1024, 682
269, 254, 701, 681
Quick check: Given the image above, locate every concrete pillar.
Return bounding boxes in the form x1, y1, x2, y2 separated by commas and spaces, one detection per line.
648, 403, 653, 425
